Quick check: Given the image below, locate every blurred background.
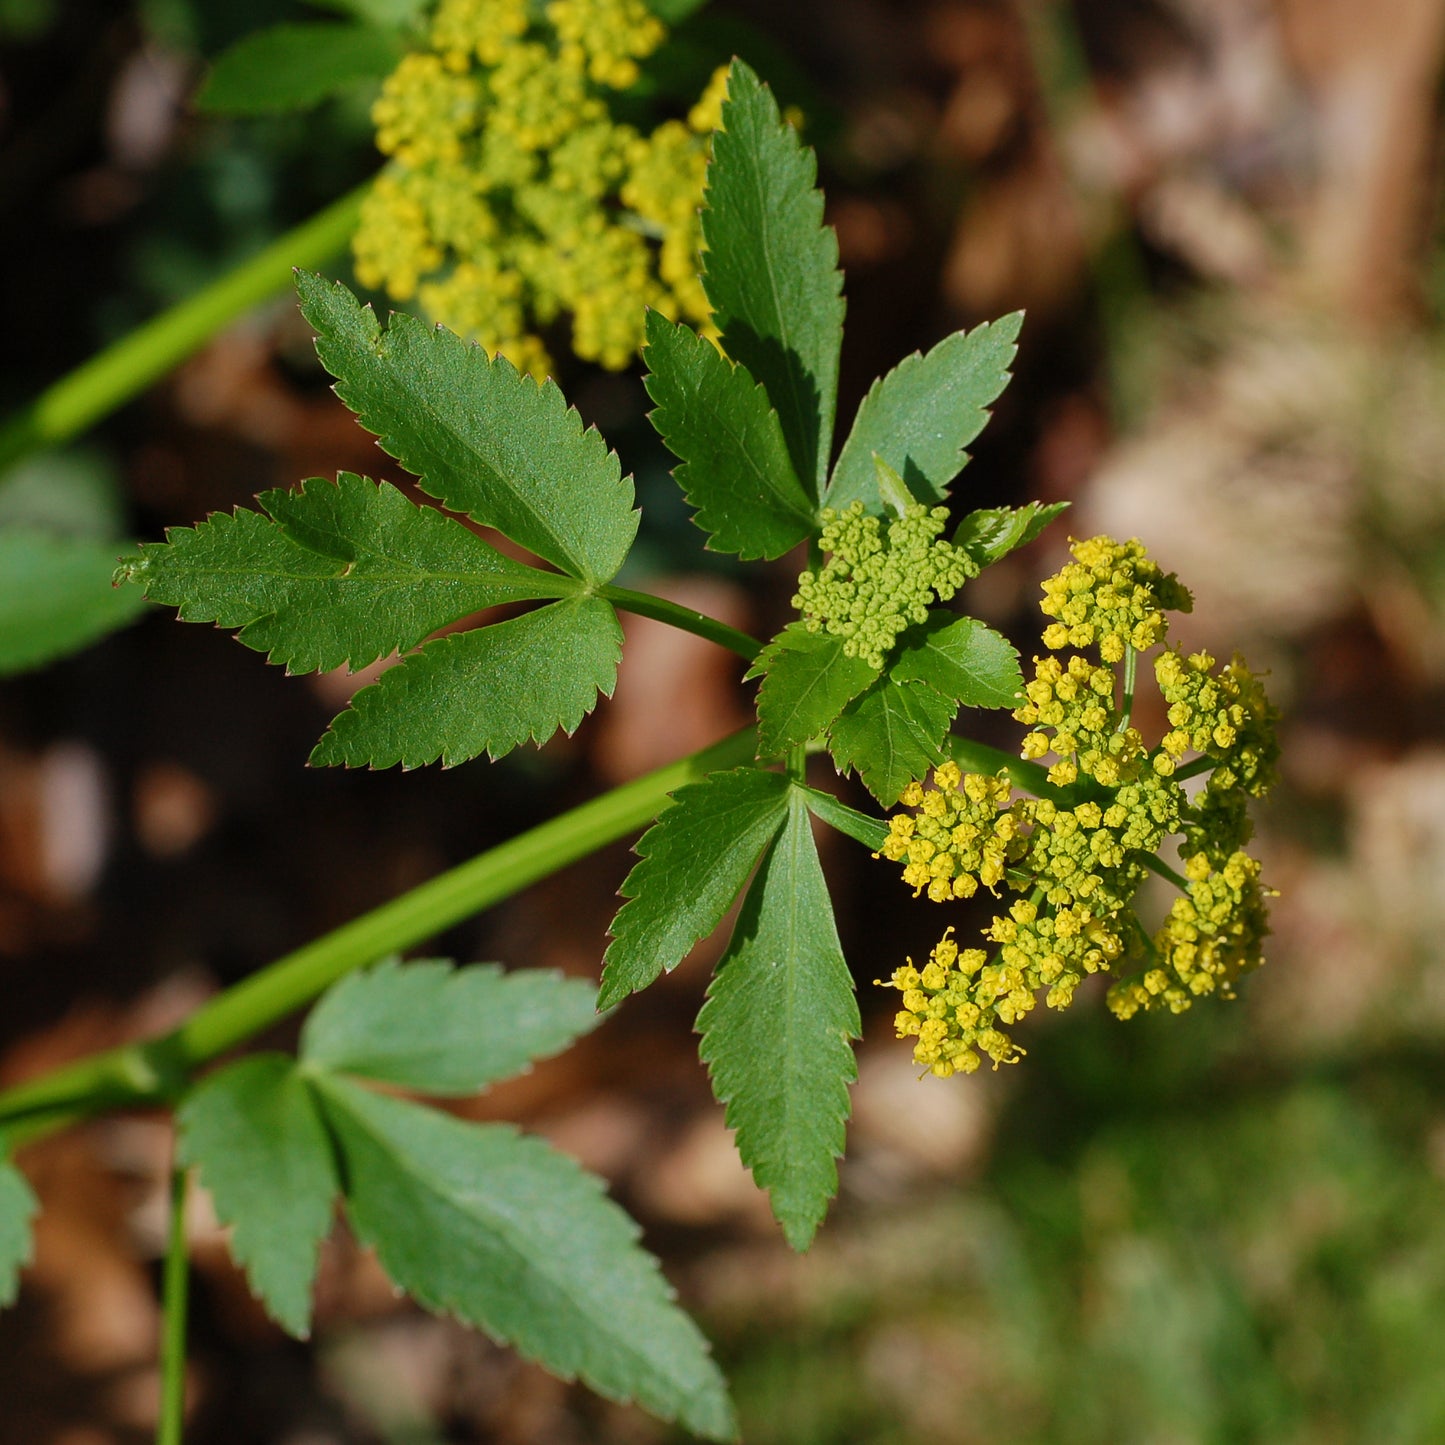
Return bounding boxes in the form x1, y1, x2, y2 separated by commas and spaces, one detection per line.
4, 0, 1445, 1440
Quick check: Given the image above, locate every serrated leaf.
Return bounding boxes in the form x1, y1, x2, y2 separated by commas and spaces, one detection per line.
599, 767, 791, 1008
197, 23, 403, 115
953, 499, 1069, 568
697, 793, 857, 1250
315, 1077, 737, 1440
0, 1156, 37, 1308
891, 611, 1023, 711
0, 530, 145, 676
825, 313, 1023, 512
302, 959, 601, 1094
752, 624, 879, 757
828, 677, 954, 805
796, 786, 889, 852
701, 60, 844, 497
177, 1055, 337, 1337
311, 595, 622, 768
296, 273, 638, 585
120, 474, 568, 675
642, 311, 812, 560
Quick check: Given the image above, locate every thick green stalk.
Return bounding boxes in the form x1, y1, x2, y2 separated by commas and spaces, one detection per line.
599, 585, 761, 663
157, 1163, 191, 1445
0, 726, 757, 1141
0, 182, 371, 476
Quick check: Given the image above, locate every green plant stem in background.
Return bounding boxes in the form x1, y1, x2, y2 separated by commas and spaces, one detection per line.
157, 1163, 191, 1445
0, 183, 371, 478
0, 725, 758, 1144
600, 585, 761, 662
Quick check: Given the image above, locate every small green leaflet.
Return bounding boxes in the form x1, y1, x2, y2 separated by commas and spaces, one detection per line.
751, 625, 879, 757
701, 60, 844, 497
599, 768, 791, 1008
825, 314, 1023, 512
314, 1076, 738, 1441
642, 311, 813, 559
0, 530, 145, 676
697, 793, 857, 1251
0, 1156, 37, 1308
310, 595, 622, 768
796, 786, 889, 852
177, 1054, 338, 1337
296, 273, 639, 586
828, 677, 954, 805
890, 611, 1023, 711
953, 500, 1069, 568
301, 959, 600, 1094
197, 23, 403, 115
119, 473, 568, 675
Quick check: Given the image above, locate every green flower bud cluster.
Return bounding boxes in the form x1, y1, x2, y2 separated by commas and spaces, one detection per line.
878, 535, 1279, 1077
1040, 534, 1193, 662
793, 502, 978, 669
353, 0, 726, 376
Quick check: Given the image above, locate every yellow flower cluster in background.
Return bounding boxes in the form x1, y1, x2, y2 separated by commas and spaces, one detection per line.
353, 0, 726, 376
878, 536, 1280, 1078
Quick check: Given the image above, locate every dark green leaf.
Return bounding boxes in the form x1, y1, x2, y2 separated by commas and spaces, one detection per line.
751, 624, 879, 757
599, 767, 791, 1008
302, 959, 601, 1094
642, 311, 812, 559
891, 611, 1023, 711
316, 1077, 737, 1440
701, 60, 844, 496
305, 0, 426, 25
0, 530, 145, 676
120, 473, 567, 675
644, 0, 712, 23
796, 786, 889, 852
296, 274, 638, 585
953, 500, 1069, 568
828, 677, 954, 805
0, 1156, 37, 1308
697, 793, 857, 1250
197, 23, 403, 115
310, 595, 622, 768
825, 313, 1023, 512
177, 1055, 337, 1337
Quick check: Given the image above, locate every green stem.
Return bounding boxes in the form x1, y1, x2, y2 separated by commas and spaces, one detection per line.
0, 725, 757, 1141
157, 1161, 191, 1445
0, 182, 371, 477
1116, 645, 1137, 731
1173, 755, 1215, 782
1139, 851, 1191, 892
599, 585, 762, 663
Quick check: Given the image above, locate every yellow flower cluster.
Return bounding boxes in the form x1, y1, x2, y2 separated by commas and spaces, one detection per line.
793, 502, 979, 669
1040, 535, 1193, 662
879, 535, 1278, 1077
353, 0, 724, 376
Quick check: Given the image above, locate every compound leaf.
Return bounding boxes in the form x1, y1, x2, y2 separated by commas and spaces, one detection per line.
643, 311, 812, 559
953, 500, 1069, 569
828, 676, 954, 805
796, 786, 889, 852
825, 313, 1023, 512
890, 611, 1023, 711
120, 473, 567, 675
177, 1054, 338, 1337
751, 624, 879, 757
316, 1077, 737, 1440
302, 959, 601, 1094
702, 60, 843, 497
0, 530, 145, 676
197, 23, 403, 115
0, 1156, 37, 1308
311, 595, 622, 768
599, 767, 791, 1009
296, 273, 638, 585
697, 793, 857, 1250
